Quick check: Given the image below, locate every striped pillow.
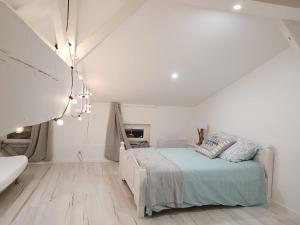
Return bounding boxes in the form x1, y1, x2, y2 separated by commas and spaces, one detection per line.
196, 135, 236, 159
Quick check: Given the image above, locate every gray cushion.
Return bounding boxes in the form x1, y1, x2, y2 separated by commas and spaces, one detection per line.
218, 132, 261, 162
195, 135, 236, 159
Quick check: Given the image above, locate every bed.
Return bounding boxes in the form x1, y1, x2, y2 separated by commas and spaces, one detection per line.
119, 142, 274, 217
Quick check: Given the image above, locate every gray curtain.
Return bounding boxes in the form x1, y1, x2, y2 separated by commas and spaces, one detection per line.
1, 122, 49, 162
105, 102, 131, 162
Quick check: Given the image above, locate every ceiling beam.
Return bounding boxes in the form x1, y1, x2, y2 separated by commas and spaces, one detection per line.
53, 0, 78, 66
75, 0, 146, 64
53, 0, 68, 60
66, 0, 78, 65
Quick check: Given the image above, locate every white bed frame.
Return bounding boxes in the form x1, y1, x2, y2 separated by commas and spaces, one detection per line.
119, 142, 274, 218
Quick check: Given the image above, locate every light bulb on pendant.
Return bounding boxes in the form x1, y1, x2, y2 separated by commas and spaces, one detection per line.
71, 98, 77, 104
78, 115, 82, 121
56, 118, 64, 126
87, 109, 91, 114
87, 104, 92, 109
16, 127, 24, 133
86, 91, 92, 97
78, 75, 83, 80
69, 96, 77, 104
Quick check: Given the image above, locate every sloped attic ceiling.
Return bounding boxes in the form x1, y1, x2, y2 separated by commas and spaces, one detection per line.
4, 0, 292, 106
78, 0, 289, 106
5, 0, 130, 48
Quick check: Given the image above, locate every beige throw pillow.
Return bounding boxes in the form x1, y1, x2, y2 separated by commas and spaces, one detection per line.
196, 135, 236, 159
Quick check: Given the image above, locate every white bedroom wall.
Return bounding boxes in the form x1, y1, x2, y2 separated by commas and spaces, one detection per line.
50, 103, 194, 162
49, 102, 111, 162
122, 104, 194, 147
192, 47, 300, 214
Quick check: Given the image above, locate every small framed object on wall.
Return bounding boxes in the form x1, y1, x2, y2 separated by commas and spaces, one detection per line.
124, 124, 150, 142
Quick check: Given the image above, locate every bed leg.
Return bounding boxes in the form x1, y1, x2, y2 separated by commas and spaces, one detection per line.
15, 178, 19, 185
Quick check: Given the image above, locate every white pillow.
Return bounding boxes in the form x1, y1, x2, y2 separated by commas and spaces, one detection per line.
218, 132, 261, 162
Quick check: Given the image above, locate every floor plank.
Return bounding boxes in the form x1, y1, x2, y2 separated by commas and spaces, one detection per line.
1, 162, 299, 225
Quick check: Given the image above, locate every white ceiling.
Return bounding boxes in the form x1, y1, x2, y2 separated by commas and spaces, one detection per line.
78, 0, 288, 106
77, 0, 127, 44
4, 0, 292, 106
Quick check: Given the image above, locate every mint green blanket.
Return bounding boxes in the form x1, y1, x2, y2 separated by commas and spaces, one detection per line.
146, 148, 267, 215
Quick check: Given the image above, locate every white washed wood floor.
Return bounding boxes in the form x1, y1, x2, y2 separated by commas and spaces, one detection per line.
0, 162, 299, 225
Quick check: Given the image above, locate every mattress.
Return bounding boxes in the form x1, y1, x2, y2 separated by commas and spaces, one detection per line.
145, 148, 267, 215
0, 155, 28, 192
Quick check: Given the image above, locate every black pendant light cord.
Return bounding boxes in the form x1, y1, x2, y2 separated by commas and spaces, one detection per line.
57, 66, 74, 119
66, 0, 70, 32
56, 0, 75, 120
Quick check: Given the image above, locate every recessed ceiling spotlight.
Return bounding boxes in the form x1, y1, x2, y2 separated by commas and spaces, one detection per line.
171, 73, 178, 79
233, 4, 242, 11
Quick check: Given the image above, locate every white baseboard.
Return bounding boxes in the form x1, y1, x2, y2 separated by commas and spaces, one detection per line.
49, 159, 112, 163
29, 160, 113, 164
270, 200, 300, 219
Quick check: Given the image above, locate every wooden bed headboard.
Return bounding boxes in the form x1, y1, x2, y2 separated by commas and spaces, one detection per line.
254, 148, 274, 201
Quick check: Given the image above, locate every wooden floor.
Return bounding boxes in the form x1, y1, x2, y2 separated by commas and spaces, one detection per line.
0, 162, 299, 225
